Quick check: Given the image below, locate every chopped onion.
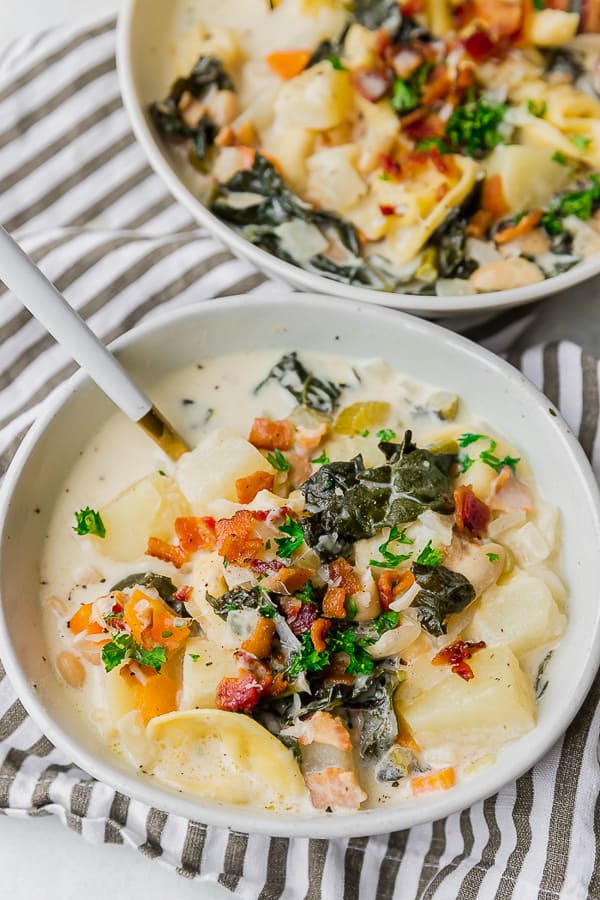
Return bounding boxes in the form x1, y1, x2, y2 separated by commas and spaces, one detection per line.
389, 579, 421, 611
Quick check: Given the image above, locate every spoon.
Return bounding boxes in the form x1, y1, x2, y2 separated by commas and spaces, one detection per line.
0, 225, 190, 461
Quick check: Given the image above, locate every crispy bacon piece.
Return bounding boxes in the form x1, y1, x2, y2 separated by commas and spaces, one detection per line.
482, 173, 509, 218
288, 602, 320, 635
488, 467, 532, 511
146, 537, 187, 569
279, 595, 303, 619
215, 672, 264, 713
328, 558, 361, 596
304, 768, 367, 811
322, 586, 347, 619
432, 639, 486, 681
295, 422, 328, 452
251, 558, 285, 575
235, 470, 275, 503
310, 617, 332, 653
249, 417, 295, 450
391, 48, 423, 78
174, 516, 216, 552
285, 452, 313, 489
299, 711, 353, 751
324, 654, 356, 686
275, 567, 313, 593
241, 617, 277, 658
215, 509, 265, 565
494, 209, 542, 245
421, 64, 452, 106
172, 584, 193, 605
454, 485, 490, 537
352, 68, 393, 102
377, 570, 415, 610
68, 601, 105, 636
474, 0, 523, 37
463, 29, 496, 60
264, 672, 289, 698
403, 112, 445, 141
234, 650, 272, 683
379, 154, 403, 179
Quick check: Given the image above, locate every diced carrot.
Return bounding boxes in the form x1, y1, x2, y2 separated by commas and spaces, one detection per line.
265, 49, 311, 80
328, 558, 361, 596
473, 0, 523, 37
467, 209, 493, 238
215, 509, 264, 565
310, 617, 332, 653
494, 209, 542, 245
146, 537, 187, 569
124, 589, 190, 651
241, 617, 277, 658
481, 173, 509, 218
411, 767, 456, 796
236, 470, 275, 503
68, 602, 104, 636
322, 586, 347, 619
134, 672, 178, 724
377, 570, 415, 610
249, 417, 295, 450
174, 516, 216, 552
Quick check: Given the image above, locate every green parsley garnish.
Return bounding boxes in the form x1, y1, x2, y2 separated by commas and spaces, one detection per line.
372, 610, 400, 634
296, 581, 316, 604
459, 455, 475, 473
392, 78, 419, 114
345, 596, 358, 620
457, 433, 519, 474
101, 634, 167, 673
189, 653, 200, 662
369, 525, 414, 568
259, 605, 277, 618
266, 448, 290, 471
415, 137, 449, 153
376, 428, 397, 443
552, 150, 568, 166
457, 432, 484, 448
527, 99, 546, 118
569, 133, 591, 152
312, 451, 330, 465
287, 632, 330, 679
416, 540, 443, 567
327, 55, 347, 71
73, 507, 106, 539
327, 629, 376, 675
486, 552, 500, 562
161, 630, 173, 638
542, 177, 600, 234
275, 515, 304, 560
358, 429, 370, 437
158, 469, 167, 476
445, 96, 507, 158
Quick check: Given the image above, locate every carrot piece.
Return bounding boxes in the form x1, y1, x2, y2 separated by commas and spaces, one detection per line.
124, 589, 190, 651
174, 516, 216, 552
411, 767, 456, 796
249, 417, 295, 450
377, 570, 415, 610
236, 470, 275, 503
146, 536, 187, 569
494, 209, 542, 245
322, 586, 347, 619
134, 672, 178, 724
467, 209, 493, 238
241, 617, 277, 658
481, 173, 509, 218
310, 617, 332, 653
265, 49, 311, 80
68, 602, 104, 636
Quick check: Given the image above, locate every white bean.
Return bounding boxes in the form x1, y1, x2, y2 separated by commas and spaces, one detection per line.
469, 257, 544, 292
56, 651, 86, 688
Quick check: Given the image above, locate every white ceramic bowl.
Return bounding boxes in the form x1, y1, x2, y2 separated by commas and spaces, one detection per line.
116, 0, 600, 319
1, 294, 599, 838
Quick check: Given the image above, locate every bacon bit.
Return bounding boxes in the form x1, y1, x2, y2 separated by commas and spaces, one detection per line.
377, 570, 415, 610
488, 466, 532, 511
288, 602, 320, 635
456, 61, 476, 90
380, 204, 396, 216
463, 29, 496, 60
299, 711, 352, 751
249, 417, 295, 450
494, 209, 542, 245
235, 470, 275, 503
295, 422, 328, 452
174, 516, 216, 552
234, 650, 272, 683
251, 558, 286, 575
275, 567, 313, 593
454, 485, 490, 537
391, 48, 423, 79
324, 654, 356, 686
432, 639, 487, 680
379, 154, 403, 178
305, 768, 367, 810
411, 766, 456, 796
404, 112, 445, 141
146, 537, 187, 569
215, 509, 265, 566
482, 173, 509, 219
322, 586, 347, 619
215, 673, 264, 713
421, 64, 452, 106
399, 0, 426, 14
352, 68, 393, 102
400, 148, 460, 180
172, 584, 193, 605
264, 672, 289, 698
241, 617, 277, 658
285, 452, 313, 489
310, 617, 332, 653
474, 0, 523, 37
279, 595, 302, 619
328, 558, 362, 596
467, 209, 493, 238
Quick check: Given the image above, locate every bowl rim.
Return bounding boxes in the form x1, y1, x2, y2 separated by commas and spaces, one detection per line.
1, 293, 600, 838
115, 0, 600, 318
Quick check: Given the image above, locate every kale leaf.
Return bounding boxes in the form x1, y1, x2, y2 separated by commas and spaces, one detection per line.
110, 572, 190, 615
352, 0, 403, 30
410, 563, 476, 635
255, 351, 343, 414
347, 670, 403, 759
301, 431, 456, 562
206, 585, 273, 619
149, 56, 233, 162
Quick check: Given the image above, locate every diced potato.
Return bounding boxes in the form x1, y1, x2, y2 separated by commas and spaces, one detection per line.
484, 145, 571, 214
177, 427, 273, 513
105, 667, 137, 723
343, 23, 378, 69
196, 24, 243, 69
263, 125, 315, 192
525, 9, 579, 46
189, 551, 239, 648
426, 0, 453, 37
501, 521, 552, 567
466, 572, 566, 658
274, 61, 353, 130
454, 460, 496, 501
306, 145, 367, 214
180, 636, 239, 709
355, 96, 400, 167
96, 473, 190, 562
396, 646, 536, 755
345, 195, 392, 241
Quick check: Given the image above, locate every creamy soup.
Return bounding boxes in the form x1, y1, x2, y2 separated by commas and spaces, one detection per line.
42, 350, 566, 813
149, 0, 600, 296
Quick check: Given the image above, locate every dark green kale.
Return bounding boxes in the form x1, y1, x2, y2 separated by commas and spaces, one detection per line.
301, 431, 456, 562
426, 186, 481, 278
308, 25, 350, 67
392, 63, 432, 116
544, 48, 584, 82
541, 176, 600, 236
351, 0, 403, 30
149, 56, 233, 163
207, 585, 275, 619
255, 351, 343, 414
410, 563, 476, 636
110, 572, 189, 614
347, 670, 403, 759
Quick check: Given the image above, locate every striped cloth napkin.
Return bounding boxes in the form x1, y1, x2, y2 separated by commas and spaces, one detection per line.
1, 15, 600, 899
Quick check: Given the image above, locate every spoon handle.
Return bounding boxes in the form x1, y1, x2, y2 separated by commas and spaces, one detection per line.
0, 225, 151, 422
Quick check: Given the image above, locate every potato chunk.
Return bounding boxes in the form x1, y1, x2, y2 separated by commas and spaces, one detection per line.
484, 145, 571, 214
180, 636, 239, 709
274, 61, 353, 130
306, 145, 367, 214
396, 646, 536, 756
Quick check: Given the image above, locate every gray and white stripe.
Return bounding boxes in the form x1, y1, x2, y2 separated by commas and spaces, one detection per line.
1, 16, 600, 900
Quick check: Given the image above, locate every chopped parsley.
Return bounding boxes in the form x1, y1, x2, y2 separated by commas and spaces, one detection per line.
392, 78, 419, 114
158, 469, 167, 477
552, 150, 568, 166
415, 137, 450, 153
101, 634, 167, 673
369, 525, 414, 568
275, 515, 304, 559
266, 448, 290, 471
416, 540, 443, 567
527, 99, 546, 118
327, 55, 347, 71
372, 610, 400, 634
259, 605, 277, 618
445, 96, 507, 158
457, 433, 520, 474
457, 432, 484, 448
73, 507, 106, 539
569, 133, 591, 152
358, 429, 370, 437
486, 552, 500, 562
189, 653, 200, 662
346, 596, 358, 620
161, 630, 173, 638
296, 580, 316, 604
312, 450, 330, 465
327, 629, 376, 675
287, 632, 330, 679
376, 428, 397, 443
